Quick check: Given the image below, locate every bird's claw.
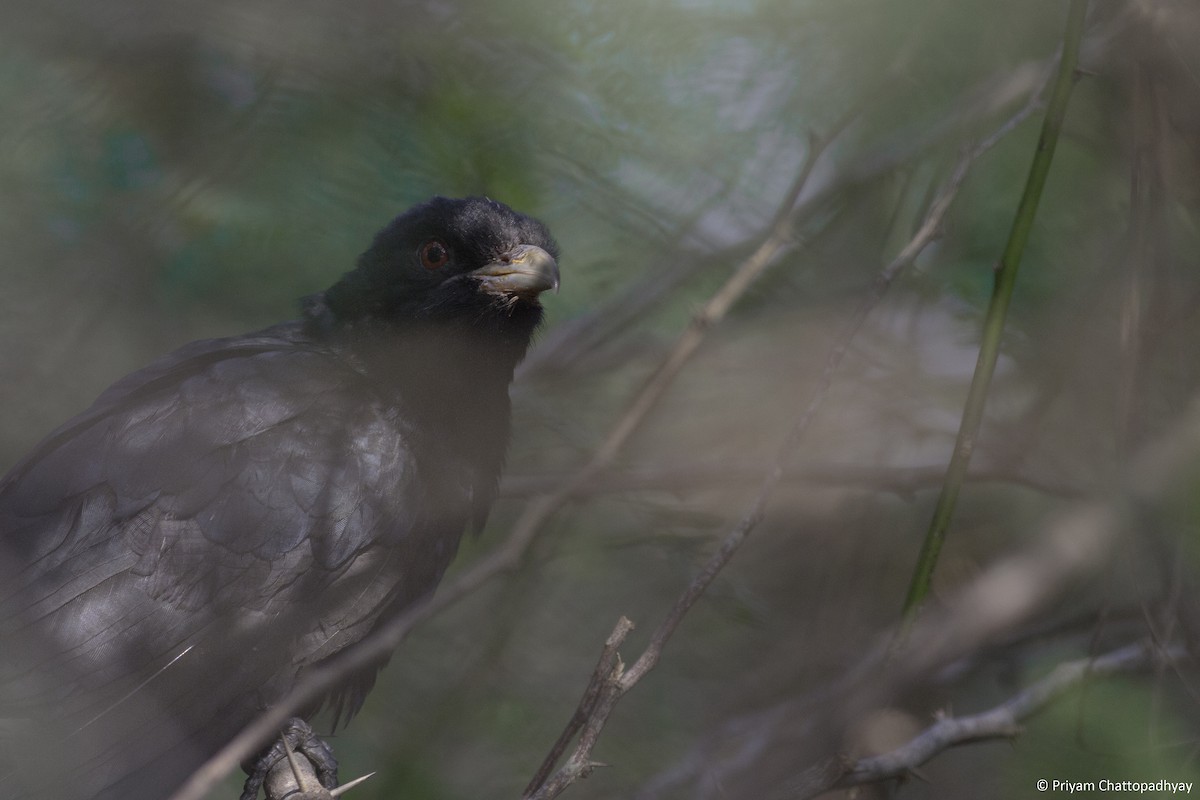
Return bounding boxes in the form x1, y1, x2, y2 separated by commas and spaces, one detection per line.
240, 718, 339, 800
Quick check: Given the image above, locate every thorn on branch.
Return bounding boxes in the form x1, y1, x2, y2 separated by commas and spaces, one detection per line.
523, 617, 636, 798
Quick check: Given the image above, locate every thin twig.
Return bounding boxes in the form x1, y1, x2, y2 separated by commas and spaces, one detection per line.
820, 642, 1186, 797
524, 618, 635, 796
901, 0, 1091, 623
522, 491, 772, 799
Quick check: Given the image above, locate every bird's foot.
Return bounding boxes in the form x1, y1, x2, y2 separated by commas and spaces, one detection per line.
240, 717, 338, 800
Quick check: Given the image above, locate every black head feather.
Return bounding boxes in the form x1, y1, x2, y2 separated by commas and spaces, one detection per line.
318, 196, 559, 328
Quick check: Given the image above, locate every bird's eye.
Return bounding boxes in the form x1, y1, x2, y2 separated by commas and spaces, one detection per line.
419, 240, 450, 271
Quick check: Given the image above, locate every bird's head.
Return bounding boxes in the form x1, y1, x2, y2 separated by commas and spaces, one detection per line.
318, 196, 560, 335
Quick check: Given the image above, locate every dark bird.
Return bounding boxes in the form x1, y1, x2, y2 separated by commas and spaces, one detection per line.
0, 196, 560, 799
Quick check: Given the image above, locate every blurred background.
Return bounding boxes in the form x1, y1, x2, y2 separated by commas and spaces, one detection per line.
3, 0, 1200, 798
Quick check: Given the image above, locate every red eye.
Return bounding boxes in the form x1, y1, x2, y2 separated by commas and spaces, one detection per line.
419, 240, 450, 270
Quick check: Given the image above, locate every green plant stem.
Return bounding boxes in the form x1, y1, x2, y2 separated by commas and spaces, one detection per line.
900, 0, 1089, 625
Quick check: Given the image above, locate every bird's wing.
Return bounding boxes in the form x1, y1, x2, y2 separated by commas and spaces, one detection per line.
0, 328, 462, 800
4, 331, 418, 593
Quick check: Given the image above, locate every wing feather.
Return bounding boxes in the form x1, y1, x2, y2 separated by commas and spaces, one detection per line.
0, 326, 468, 800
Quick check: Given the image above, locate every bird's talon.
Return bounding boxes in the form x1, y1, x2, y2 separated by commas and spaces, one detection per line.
241, 718, 339, 800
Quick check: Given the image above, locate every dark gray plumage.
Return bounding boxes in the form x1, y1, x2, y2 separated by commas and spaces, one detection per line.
0, 196, 559, 799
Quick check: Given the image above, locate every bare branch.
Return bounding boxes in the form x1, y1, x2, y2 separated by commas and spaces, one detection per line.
524, 618, 635, 797
824, 642, 1188, 797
